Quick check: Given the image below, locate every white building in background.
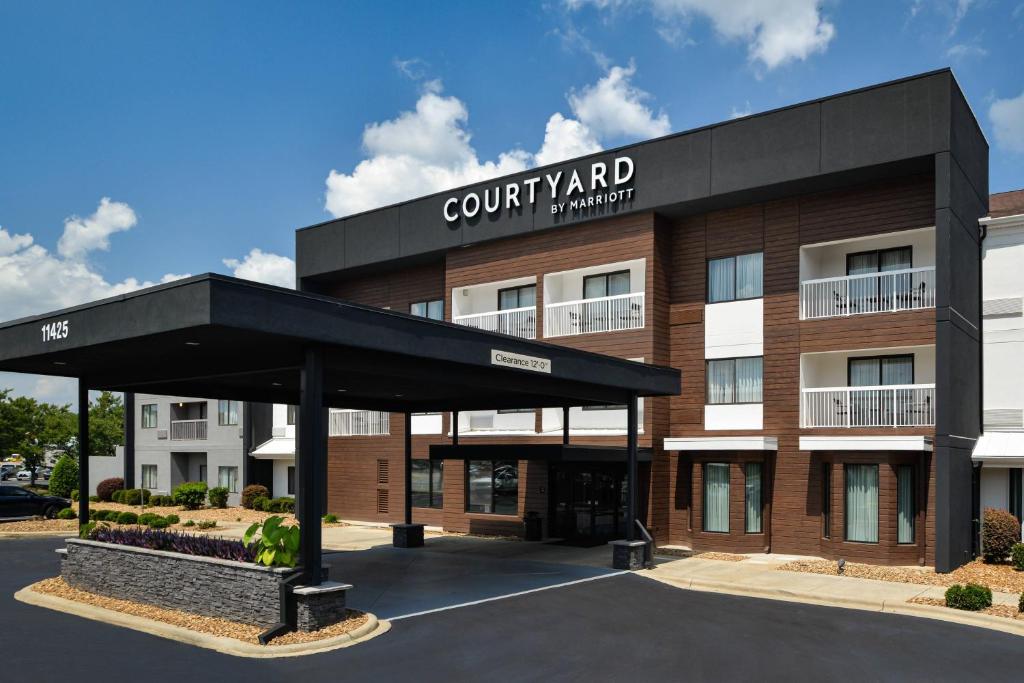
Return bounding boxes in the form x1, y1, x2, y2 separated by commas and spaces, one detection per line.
975, 189, 1024, 519
250, 403, 297, 499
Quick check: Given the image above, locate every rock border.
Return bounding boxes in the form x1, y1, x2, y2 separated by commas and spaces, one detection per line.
14, 585, 390, 658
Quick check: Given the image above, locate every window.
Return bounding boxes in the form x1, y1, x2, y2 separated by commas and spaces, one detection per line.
847, 247, 913, 307
848, 354, 914, 387
141, 404, 158, 429
583, 270, 630, 299
822, 463, 832, 539
286, 405, 296, 425
411, 459, 444, 509
141, 464, 157, 490
744, 462, 763, 534
287, 466, 295, 496
411, 299, 444, 320
1011, 469, 1023, 522
199, 464, 207, 483
706, 357, 763, 404
498, 284, 536, 310
218, 400, 239, 426
897, 465, 915, 544
708, 252, 763, 303
466, 460, 518, 515
846, 246, 912, 275
845, 464, 878, 543
218, 466, 239, 493
703, 463, 730, 533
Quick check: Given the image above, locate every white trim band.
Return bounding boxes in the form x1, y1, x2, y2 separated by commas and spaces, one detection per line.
799, 435, 933, 451
664, 437, 778, 451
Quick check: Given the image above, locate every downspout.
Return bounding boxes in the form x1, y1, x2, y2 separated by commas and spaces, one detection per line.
257, 570, 305, 645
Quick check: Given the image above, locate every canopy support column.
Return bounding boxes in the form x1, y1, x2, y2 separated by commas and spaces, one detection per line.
562, 405, 570, 445
392, 411, 424, 548
298, 347, 325, 585
78, 380, 90, 530
123, 391, 135, 489
611, 392, 645, 570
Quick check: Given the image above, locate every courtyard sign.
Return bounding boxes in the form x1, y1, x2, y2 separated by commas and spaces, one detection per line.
443, 156, 635, 222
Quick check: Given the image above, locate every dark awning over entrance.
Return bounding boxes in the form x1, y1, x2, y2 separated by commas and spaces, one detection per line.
0, 274, 678, 411
429, 443, 653, 463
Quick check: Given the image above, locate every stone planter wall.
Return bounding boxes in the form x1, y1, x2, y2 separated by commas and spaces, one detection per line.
62, 539, 298, 628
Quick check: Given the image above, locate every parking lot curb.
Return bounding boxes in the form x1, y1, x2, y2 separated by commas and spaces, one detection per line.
0, 530, 75, 538
649, 575, 1024, 638
14, 585, 390, 657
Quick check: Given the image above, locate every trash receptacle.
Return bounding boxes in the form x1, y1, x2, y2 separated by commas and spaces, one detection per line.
523, 511, 542, 541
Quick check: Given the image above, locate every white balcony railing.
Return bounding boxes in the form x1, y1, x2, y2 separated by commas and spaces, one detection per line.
544, 292, 645, 338
170, 419, 208, 441
801, 384, 935, 428
453, 306, 537, 339
329, 410, 390, 436
800, 267, 936, 320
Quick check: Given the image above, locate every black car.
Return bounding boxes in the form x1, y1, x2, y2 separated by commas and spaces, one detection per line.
0, 486, 71, 518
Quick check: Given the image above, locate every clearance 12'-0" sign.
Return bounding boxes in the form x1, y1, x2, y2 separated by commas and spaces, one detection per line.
443, 156, 635, 222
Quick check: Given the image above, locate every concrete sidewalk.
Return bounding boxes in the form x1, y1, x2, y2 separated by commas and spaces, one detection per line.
646, 553, 1024, 636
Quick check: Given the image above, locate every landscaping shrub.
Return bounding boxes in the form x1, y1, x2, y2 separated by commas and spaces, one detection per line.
79, 522, 97, 539
138, 513, 159, 526
1019, 592, 1024, 614
121, 488, 152, 506
197, 520, 217, 530
91, 510, 110, 521
945, 583, 993, 611
268, 497, 295, 513
982, 508, 1021, 563
70, 489, 79, 501
48, 454, 78, 498
165, 514, 180, 525
241, 484, 270, 510
111, 490, 124, 503
1012, 543, 1024, 572
208, 486, 229, 509
252, 496, 270, 512
147, 494, 169, 507
56, 507, 76, 520
92, 526, 255, 562
182, 520, 196, 527
115, 511, 139, 525
148, 518, 170, 530
323, 513, 338, 524
172, 481, 208, 510
88, 495, 100, 502
97, 477, 124, 502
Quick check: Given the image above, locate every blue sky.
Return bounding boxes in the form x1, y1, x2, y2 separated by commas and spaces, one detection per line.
1, 0, 1023, 406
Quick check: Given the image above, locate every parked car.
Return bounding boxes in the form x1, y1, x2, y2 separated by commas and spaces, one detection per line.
15, 470, 32, 481
0, 486, 71, 518
0, 464, 17, 480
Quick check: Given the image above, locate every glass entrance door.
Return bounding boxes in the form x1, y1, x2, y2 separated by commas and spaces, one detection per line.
550, 464, 625, 545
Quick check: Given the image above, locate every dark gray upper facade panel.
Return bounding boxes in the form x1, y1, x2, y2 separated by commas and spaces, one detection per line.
296, 69, 983, 284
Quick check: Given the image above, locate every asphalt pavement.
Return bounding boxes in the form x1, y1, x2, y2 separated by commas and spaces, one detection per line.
2, 537, 1021, 682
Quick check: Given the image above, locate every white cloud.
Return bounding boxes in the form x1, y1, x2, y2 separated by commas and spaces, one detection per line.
990, 90, 1024, 153
57, 197, 137, 260
223, 248, 296, 289
325, 65, 669, 217
946, 42, 987, 60
730, 101, 753, 119
566, 0, 836, 70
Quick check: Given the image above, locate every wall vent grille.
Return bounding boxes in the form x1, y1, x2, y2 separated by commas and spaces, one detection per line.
376, 489, 389, 514
984, 409, 1024, 430
376, 459, 389, 485
983, 297, 1023, 317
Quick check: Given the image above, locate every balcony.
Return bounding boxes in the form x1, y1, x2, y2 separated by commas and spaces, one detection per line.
800, 267, 936, 320
453, 306, 537, 339
801, 384, 935, 428
170, 419, 208, 441
329, 410, 390, 436
545, 292, 645, 338
455, 410, 536, 436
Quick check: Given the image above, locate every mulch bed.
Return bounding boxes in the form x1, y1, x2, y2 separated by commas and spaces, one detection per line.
695, 552, 747, 562
779, 558, 1024, 595
908, 596, 1023, 621
31, 577, 370, 645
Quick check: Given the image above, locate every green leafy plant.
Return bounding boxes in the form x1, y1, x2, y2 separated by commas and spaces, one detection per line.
208, 486, 229, 509
322, 513, 338, 524
121, 488, 152, 506
182, 519, 196, 527
88, 495, 100, 502
56, 507, 76, 520
116, 511, 139, 525
111, 489, 124, 503
92, 510, 112, 521
48, 453, 78, 498
148, 517, 170, 529
982, 508, 1020, 563
172, 481, 208, 510
165, 514, 180, 525
1019, 592, 1024, 614
252, 496, 270, 512
197, 520, 217, 530
268, 497, 295, 513
138, 512, 159, 526
945, 583, 993, 611
70, 489, 79, 502
243, 516, 300, 567
78, 521, 97, 539
241, 484, 270, 509
1011, 543, 1024, 571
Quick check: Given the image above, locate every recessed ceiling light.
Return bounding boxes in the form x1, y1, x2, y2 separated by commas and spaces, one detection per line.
271, 382, 282, 387
185, 341, 200, 346
394, 393, 404, 398
53, 361, 67, 366
337, 388, 347, 392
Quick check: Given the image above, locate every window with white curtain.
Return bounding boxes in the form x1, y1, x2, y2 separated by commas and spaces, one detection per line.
217, 400, 239, 426
845, 464, 878, 543
706, 357, 763, 404
745, 462, 763, 533
141, 464, 157, 490
708, 252, 763, 303
218, 466, 238, 493
897, 465, 914, 544
703, 463, 730, 533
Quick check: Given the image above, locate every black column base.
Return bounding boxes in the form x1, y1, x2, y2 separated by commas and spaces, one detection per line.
610, 540, 647, 570
392, 523, 425, 548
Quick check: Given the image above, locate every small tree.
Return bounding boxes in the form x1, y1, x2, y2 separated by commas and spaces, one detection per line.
48, 453, 78, 498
